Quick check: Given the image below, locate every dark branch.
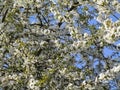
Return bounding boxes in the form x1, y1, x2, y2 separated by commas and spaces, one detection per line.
2, 8, 9, 23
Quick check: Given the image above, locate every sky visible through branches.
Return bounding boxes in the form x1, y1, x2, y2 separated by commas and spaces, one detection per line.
28, 2, 120, 68
27, 1, 120, 89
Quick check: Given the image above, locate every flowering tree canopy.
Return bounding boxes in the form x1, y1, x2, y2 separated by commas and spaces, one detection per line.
0, 0, 120, 89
